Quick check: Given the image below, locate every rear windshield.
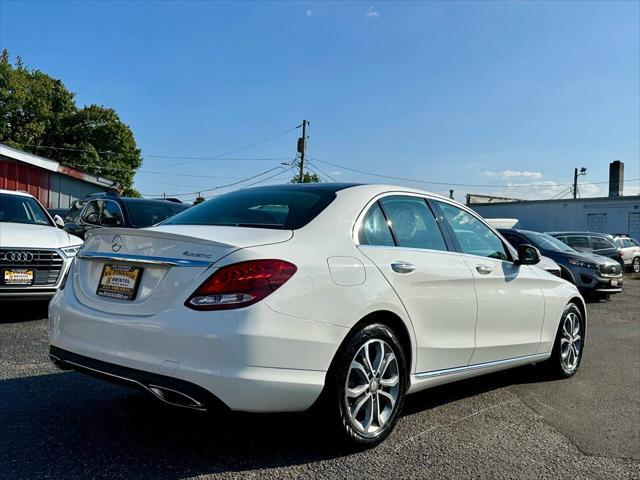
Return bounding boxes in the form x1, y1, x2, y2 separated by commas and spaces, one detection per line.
162, 187, 336, 229
524, 232, 575, 253
124, 200, 190, 228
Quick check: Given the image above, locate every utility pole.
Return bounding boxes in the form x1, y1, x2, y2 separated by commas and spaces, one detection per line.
572, 167, 587, 199
297, 119, 308, 182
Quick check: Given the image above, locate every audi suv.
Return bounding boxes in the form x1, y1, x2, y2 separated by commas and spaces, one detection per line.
0, 189, 83, 300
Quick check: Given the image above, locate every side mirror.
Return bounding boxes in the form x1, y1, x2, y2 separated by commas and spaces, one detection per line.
53, 215, 65, 229
515, 244, 540, 265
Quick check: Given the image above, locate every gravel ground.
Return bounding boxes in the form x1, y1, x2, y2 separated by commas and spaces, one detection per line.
1, 279, 638, 479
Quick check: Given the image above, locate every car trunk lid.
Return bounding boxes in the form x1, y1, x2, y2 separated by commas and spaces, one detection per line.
73, 226, 292, 315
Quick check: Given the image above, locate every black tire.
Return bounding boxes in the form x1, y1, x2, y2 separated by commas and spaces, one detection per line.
543, 303, 585, 378
324, 323, 408, 449
632, 257, 640, 274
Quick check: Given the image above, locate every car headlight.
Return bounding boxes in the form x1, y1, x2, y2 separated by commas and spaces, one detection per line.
61, 245, 82, 258
567, 258, 597, 270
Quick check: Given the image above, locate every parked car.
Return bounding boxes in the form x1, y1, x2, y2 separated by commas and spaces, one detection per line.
546, 231, 624, 267
613, 235, 640, 273
63, 193, 190, 239
47, 207, 70, 219
499, 228, 623, 296
0, 189, 82, 300
50, 184, 587, 448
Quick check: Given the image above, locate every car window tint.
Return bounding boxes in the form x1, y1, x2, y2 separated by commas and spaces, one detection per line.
502, 232, 525, 247
438, 202, 508, 261
125, 200, 190, 228
592, 236, 614, 251
358, 202, 395, 246
163, 188, 335, 230
565, 236, 589, 249
102, 201, 124, 226
378, 196, 447, 251
65, 200, 84, 223
81, 201, 101, 224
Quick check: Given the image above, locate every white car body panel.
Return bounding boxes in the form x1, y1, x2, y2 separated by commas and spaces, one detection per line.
49, 184, 585, 413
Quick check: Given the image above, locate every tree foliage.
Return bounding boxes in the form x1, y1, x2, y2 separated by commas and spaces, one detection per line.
290, 171, 321, 183
0, 50, 142, 195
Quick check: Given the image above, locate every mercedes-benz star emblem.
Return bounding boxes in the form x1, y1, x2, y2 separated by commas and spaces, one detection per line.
112, 235, 122, 252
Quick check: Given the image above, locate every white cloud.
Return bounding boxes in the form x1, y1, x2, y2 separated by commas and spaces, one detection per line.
366, 6, 380, 18
330, 170, 342, 176
305, 9, 312, 17
485, 180, 603, 201
484, 170, 543, 180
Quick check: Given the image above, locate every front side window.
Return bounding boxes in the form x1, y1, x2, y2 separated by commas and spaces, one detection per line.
378, 196, 447, 251
81, 200, 101, 225
101, 201, 124, 227
591, 236, 614, 251
0, 193, 52, 226
358, 202, 395, 246
438, 202, 509, 261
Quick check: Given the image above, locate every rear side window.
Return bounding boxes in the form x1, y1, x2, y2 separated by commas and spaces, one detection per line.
438, 202, 509, 261
163, 188, 336, 230
565, 236, 589, 250
378, 196, 447, 251
592, 236, 614, 251
358, 203, 395, 246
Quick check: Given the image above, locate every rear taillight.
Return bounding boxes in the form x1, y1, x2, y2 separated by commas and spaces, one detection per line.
186, 259, 297, 311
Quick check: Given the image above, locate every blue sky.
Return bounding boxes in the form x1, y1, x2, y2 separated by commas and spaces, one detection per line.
1, 0, 638, 202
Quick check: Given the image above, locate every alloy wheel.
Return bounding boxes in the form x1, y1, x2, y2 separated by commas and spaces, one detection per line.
560, 311, 582, 373
633, 257, 640, 273
344, 339, 400, 437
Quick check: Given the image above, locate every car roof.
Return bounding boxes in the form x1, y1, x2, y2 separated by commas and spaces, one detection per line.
546, 231, 614, 238
0, 189, 34, 198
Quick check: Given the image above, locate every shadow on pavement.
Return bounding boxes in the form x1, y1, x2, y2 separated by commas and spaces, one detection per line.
0, 363, 551, 480
0, 301, 50, 322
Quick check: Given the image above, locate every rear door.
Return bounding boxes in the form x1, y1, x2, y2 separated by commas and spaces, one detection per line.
434, 200, 544, 364
565, 235, 591, 253
356, 194, 478, 373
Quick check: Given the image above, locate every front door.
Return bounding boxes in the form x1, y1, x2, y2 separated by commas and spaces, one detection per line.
435, 200, 545, 364
356, 195, 477, 373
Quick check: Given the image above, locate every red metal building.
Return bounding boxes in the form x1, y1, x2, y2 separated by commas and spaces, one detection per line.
0, 143, 117, 209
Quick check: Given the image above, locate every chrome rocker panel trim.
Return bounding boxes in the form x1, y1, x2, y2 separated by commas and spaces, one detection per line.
415, 352, 551, 379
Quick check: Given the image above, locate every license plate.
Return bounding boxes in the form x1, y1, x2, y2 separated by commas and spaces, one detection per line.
3, 269, 34, 285
611, 278, 619, 287
96, 264, 143, 301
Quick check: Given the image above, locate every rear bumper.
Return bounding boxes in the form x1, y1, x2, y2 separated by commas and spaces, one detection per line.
48, 283, 348, 413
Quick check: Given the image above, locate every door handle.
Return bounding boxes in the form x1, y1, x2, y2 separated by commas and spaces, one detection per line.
391, 261, 415, 274
475, 264, 493, 275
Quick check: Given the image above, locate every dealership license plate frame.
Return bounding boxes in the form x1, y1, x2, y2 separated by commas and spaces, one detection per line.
2, 268, 35, 286
611, 278, 619, 287
96, 264, 143, 301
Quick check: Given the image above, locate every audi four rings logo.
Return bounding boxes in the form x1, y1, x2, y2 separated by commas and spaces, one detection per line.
112, 235, 122, 252
1, 251, 34, 262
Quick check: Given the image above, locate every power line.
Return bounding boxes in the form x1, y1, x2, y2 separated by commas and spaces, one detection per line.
307, 161, 337, 182
312, 158, 640, 189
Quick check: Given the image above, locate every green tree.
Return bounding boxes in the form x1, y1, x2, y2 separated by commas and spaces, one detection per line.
0, 50, 142, 195
290, 171, 321, 183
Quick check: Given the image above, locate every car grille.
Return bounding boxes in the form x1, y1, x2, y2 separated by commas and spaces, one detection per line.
599, 264, 621, 276
0, 249, 64, 286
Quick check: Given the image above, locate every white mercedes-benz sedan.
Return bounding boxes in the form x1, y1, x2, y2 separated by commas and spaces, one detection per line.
49, 183, 586, 447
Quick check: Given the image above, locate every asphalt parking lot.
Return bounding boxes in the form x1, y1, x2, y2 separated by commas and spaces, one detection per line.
1, 279, 638, 480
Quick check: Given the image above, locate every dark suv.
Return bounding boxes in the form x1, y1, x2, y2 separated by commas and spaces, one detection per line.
63, 193, 190, 239
546, 231, 624, 267
499, 228, 623, 296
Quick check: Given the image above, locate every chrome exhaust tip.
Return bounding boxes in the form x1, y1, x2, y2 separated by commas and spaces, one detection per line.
146, 384, 206, 410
